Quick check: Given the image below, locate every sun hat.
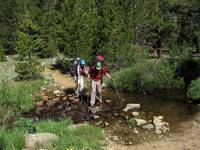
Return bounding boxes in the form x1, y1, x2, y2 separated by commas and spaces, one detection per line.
96, 62, 102, 70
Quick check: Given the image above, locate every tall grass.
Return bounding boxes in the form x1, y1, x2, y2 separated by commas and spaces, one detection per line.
0, 80, 44, 126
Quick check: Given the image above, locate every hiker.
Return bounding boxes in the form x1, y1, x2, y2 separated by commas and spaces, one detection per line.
76, 59, 87, 96
71, 58, 81, 95
88, 61, 113, 106
155, 39, 162, 59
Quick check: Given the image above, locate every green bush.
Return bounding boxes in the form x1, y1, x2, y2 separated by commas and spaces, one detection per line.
0, 45, 5, 61
106, 60, 184, 92
15, 57, 44, 80
0, 80, 44, 126
187, 77, 200, 100
14, 118, 35, 133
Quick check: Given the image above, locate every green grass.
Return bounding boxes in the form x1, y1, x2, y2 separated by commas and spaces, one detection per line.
0, 80, 45, 127
0, 119, 103, 150
36, 119, 103, 150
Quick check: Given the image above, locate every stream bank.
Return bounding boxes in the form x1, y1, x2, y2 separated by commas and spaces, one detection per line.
32, 67, 200, 149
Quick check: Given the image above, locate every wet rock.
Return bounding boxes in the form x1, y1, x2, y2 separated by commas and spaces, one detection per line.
104, 122, 110, 127
46, 100, 57, 107
93, 115, 100, 119
132, 112, 140, 117
123, 103, 141, 112
89, 106, 102, 114
135, 119, 147, 126
43, 96, 49, 101
133, 128, 139, 134
57, 104, 64, 110
105, 99, 111, 103
36, 101, 45, 107
72, 98, 80, 104
63, 96, 68, 101
25, 133, 59, 149
35, 107, 45, 114
95, 121, 103, 126
69, 97, 74, 101
153, 116, 170, 133
143, 124, 155, 130
53, 90, 61, 94
155, 129, 162, 134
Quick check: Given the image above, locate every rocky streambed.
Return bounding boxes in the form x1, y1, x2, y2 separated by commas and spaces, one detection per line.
24, 81, 199, 145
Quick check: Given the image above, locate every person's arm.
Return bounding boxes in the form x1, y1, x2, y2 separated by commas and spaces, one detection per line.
105, 72, 112, 81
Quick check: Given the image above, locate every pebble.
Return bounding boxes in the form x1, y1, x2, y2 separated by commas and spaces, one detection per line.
132, 112, 140, 117
133, 128, 139, 134
104, 122, 110, 127
155, 129, 162, 134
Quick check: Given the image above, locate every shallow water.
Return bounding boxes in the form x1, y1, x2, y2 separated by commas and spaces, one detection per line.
98, 89, 199, 145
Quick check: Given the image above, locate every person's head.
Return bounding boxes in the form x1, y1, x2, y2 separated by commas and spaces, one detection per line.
96, 61, 102, 70
80, 59, 86, 66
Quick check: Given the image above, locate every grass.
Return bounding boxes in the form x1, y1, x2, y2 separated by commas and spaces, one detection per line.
0, 119, 103, 150
0, 79, 45, 127
36, 119, 103, 150
0, 80, 103, 150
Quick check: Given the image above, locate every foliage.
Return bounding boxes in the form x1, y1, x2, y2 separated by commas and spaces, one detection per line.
0, 44, 5, 61
15, 57, 43, 80
36, 119, 103, 150
0, 127, 25, 150
14, 118, 35, 133
0, 80, 44, 126
106, 60, 184, 92
187, 77, 200, 100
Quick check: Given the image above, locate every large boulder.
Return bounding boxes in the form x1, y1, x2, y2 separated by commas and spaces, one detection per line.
25, 133, 59, 149
123, 104, 141, 112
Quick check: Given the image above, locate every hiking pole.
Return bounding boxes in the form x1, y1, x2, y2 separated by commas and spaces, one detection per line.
112, 80, 124, 107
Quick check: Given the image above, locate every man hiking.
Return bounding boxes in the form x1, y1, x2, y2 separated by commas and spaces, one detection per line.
88, 61, 113, 107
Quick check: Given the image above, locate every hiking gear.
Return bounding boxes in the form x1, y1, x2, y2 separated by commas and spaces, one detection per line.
80, 59, 86, 65
71, 58, 81, 76
96, 62, 102, 70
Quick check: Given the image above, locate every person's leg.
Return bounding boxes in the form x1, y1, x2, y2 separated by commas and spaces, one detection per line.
90, 80, 97, 106
96, 80, 102, 103
79, 76, 84, 96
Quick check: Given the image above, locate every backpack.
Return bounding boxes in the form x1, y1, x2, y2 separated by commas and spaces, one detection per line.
71, 58, 81, 76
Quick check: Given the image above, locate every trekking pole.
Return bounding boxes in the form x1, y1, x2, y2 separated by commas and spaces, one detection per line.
112, 80, 124, 107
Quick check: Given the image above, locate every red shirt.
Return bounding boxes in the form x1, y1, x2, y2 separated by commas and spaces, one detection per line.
89, 66, 107, 80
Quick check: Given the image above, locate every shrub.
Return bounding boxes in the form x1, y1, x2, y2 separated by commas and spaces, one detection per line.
187, 77, 200, 100
14, 118, 35, 133
15, 57, 44, 80
106, 60, 184, 92
0, 45, 5, 61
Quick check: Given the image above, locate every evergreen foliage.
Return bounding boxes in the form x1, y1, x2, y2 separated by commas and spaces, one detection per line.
187, 77, 200, 100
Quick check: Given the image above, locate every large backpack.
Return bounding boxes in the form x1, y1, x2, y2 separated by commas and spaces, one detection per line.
71, 58, 81, 76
